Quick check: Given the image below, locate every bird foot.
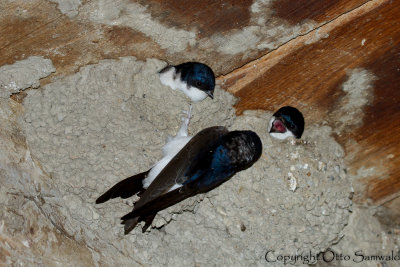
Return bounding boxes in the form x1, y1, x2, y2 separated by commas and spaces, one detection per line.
177, 105, 192, 137
182, 104, 192, 127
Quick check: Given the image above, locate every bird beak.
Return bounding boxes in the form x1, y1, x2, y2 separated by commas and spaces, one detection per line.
206, 91, 214, 99
269, 119, 287, 133
269, 125, 277, 133
158, 65, 172, 74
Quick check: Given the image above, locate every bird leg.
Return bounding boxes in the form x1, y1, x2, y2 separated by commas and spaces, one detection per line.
177, 104, 192, 137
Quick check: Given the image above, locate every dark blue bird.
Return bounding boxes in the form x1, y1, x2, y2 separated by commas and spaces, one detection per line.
159, 62, 215, 102
269, 106, 305, 139
96, 126, 262, 234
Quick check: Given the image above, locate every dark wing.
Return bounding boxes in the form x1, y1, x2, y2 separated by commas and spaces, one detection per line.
122, 126, 228, 234
121, 185, 196, 221
121, 174, 227, 222
133, 126, 228, 211
120, 186, 196, 234
96, 170, 149, 204
121, 165, 232, 234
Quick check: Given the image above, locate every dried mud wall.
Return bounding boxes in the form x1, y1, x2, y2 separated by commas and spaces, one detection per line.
1, 0, 399, 266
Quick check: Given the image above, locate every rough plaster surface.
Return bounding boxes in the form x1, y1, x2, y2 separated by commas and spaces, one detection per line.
49, 0, 82, 18
0, 56, 55, 98
330, 206, 399, 267
335, 68, 376, 134
0, 99, 95, 266
6, 56, 355, 265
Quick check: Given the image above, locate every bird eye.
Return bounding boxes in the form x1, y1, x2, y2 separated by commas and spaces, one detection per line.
195, 81, 202, 87
282, 115, 295, 129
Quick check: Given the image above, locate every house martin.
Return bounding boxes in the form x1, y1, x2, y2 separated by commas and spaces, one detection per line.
159, 62, 215, 102
269, 106, 305, 139
96, 109, 262, 234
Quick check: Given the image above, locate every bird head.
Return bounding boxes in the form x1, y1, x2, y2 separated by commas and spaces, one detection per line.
177, 62, 215, 100
269, 106, 305, 139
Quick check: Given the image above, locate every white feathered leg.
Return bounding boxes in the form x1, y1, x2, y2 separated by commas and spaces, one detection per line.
177, 104, 192, 137
143, 105, 193, 189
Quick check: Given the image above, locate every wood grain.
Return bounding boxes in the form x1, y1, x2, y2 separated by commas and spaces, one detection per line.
272, 0, 369, 24
0, 1, 165, 84
0, 0, 374, 82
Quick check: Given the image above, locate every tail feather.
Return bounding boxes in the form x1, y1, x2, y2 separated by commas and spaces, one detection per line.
120, 186, 194, 222
141, 214, 156, 233
119, 187, 194, 234
96, 170, 149, 204
121, 213, 156, 234
122, 218, 139, 235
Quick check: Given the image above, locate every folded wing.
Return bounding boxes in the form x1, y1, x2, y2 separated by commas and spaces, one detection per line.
122, 126, 229, 233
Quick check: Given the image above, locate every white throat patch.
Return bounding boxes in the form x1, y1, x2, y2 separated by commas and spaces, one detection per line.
268, 116, 295, 140
159, 67, 208, 102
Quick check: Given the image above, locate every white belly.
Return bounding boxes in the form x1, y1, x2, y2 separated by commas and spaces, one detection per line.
142, 135, 192, 189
